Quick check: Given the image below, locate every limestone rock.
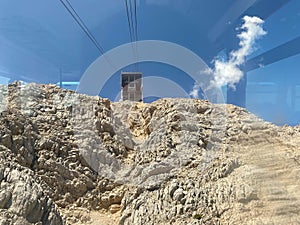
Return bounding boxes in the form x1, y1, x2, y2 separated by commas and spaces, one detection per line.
0, 160, 63, 225
1, 82, 300, 225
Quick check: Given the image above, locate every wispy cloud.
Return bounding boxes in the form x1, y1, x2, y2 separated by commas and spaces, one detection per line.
190, 15, 266, 97
189, 82, 201, 98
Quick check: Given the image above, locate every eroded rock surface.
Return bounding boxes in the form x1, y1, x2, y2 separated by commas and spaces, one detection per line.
0, 82, 300, 224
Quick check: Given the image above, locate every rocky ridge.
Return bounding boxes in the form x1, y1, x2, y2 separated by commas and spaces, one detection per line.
0, 82, 300, 224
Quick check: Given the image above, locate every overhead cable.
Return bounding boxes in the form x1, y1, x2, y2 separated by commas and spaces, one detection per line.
134, 0, 138, 42
59, 0, 117, 69
124, 0, 134, 43
124, 0, 139, 71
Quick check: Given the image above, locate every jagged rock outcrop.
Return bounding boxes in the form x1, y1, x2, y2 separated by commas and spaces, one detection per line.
0, 147, 63, 225
0, 82, 300, 224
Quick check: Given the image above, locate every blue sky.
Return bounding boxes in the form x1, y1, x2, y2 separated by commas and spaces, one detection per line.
245, 0, 300, 125
0, 0, 299, 125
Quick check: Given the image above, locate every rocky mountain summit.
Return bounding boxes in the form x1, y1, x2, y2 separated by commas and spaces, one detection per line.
0, 82, 300, 224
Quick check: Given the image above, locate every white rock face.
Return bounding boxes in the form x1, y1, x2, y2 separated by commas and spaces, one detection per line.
1, 82, 300, 224
0, 156, 63, 224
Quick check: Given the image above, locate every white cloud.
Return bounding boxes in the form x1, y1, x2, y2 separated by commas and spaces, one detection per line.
189, 82, 200, 98
211, 59, 244, 89
190, 15, 266, 97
